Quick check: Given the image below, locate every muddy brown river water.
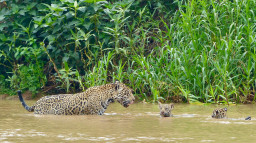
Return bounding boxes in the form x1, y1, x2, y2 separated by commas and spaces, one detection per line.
1, 100, 256, 142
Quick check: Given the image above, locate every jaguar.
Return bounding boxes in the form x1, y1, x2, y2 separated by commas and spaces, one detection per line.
18, 81, 135, 115
158, 102, 174, 117
211, 107, 227, 119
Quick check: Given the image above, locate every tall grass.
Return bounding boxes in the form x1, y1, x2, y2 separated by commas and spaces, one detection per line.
130, 0, 256, 103
114, 0, 255, 103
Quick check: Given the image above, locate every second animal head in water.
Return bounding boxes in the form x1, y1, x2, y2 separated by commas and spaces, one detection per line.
158, 102, 174, 117
211, 107, 227, 119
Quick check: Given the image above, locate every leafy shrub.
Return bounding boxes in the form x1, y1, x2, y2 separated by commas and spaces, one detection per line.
7, 64, 46, 95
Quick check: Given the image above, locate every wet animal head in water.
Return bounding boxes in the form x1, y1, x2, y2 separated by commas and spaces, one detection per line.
113, 81, 135, 108
158, 102, 174, 117
211, 107, 227, 119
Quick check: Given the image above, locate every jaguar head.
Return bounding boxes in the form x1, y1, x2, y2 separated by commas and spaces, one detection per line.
158, 102, 174, 117
113, 81, 135, 108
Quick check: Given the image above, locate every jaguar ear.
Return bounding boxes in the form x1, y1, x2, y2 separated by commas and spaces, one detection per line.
114, 80, 120, 91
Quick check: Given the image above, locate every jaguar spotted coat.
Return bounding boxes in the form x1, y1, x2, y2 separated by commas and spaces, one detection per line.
211, 107, 227, 119
18, 81, 135, 115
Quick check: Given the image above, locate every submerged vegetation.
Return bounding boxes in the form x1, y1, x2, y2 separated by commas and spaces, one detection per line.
0, 0, 255, 104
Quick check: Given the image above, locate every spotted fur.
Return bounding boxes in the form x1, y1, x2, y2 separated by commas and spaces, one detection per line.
18, 81, 135, 115
211, 107, 227, 119
158, 102, 174, 117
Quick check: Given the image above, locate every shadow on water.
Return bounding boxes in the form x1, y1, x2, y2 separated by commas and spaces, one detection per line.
1, 100, 256, 142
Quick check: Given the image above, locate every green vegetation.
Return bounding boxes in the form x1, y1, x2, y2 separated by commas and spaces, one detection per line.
0, 0, 255, 103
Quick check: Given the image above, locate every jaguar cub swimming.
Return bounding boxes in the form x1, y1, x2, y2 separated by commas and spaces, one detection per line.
158, 102, 174, 117
211, 107, 227, 119
18, 81, 135, 115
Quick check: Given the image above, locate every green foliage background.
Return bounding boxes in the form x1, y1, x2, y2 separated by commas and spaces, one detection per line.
0, 0, 255, 103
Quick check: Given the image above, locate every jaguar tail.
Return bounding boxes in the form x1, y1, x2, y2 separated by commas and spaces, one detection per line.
18, 90, 34, 112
